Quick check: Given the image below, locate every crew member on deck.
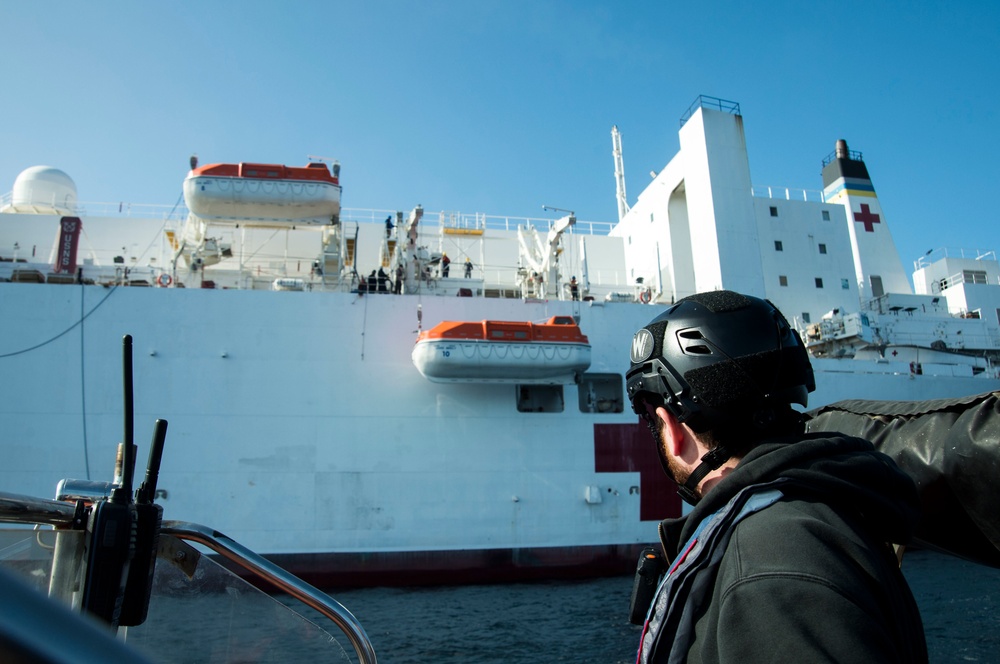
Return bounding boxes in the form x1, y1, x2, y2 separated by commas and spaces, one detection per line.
464, 258, 473, 278
570, 276, 579, 301
441, 253, 451, 278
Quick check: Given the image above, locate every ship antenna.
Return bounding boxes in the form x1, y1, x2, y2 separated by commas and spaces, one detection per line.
612, 125, 630, 222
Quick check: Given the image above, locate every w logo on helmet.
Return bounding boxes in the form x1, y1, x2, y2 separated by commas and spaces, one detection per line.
631, 329, 655, 364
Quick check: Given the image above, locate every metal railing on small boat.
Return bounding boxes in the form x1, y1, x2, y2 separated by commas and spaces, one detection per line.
0, 490, 377, 664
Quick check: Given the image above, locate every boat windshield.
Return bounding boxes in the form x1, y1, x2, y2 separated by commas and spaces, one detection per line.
0, 528, 352, 663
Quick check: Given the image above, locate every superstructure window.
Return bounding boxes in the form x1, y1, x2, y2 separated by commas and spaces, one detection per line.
815, 278, 824, 288
818, 244, 827, 254
842, 279, 850, 289
964, 270, 988, 285
779, 275, 788, 287
770, 206, 778, 217
822, 210, 831, 221
774, 241, 783, 251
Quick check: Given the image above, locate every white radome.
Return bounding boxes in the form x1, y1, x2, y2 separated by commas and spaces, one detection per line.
6, 165, 78, 215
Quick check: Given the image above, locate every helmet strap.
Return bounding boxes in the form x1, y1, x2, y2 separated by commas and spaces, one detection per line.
677, 444, 732, 505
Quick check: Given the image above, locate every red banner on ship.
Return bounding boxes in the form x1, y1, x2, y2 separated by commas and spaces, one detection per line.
54, 216, 82, 274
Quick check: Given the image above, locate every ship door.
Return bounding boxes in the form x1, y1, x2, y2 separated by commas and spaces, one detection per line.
345, 236, 356, 268
870, 275, 884, 297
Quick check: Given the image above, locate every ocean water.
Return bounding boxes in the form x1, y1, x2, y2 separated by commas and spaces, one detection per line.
5, 536, 995, 663
315, 549, 1000, 664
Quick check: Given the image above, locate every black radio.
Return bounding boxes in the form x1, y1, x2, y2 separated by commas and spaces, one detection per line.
628, 547, 665, 625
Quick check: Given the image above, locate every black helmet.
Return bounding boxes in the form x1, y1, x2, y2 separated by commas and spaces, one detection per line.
626, 291, 815, 502
626, 290, 814, 433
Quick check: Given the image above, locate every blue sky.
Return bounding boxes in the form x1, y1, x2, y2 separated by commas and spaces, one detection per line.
2, 2, 997, 274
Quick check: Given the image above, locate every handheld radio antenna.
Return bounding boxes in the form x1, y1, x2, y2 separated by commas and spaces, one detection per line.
137, 420, 167, 504
118, 335, 136, 502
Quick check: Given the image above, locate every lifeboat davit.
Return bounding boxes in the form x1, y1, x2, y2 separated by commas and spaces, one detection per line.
183, 162, 341, 224
412, 316, 592, 384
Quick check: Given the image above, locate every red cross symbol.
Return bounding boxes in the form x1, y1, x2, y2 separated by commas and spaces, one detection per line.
594, 422, 682, 521
853, 203, 881, 233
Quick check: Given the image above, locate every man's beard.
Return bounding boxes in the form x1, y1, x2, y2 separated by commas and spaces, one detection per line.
653, 422, 690, 489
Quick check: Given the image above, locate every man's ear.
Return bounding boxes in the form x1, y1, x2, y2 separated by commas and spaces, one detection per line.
656, 406, 702, 464
655, 406, 685, 457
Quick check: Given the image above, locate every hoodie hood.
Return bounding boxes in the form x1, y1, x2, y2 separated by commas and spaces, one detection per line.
669, 433, 921, 555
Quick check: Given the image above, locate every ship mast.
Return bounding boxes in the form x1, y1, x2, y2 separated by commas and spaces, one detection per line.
611, 125, 630, 223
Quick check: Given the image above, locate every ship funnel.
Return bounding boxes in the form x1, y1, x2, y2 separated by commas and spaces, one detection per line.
835, 140, 849, 160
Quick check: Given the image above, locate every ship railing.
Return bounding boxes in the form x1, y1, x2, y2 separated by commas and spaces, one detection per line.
932, 270, 999, 294
1, 197, 618, 237
474, 268, 631, 298
79, 202, 189, 221
868, 328, 998, 353
680, 95, 741, 127
915, 248, 998, 271
3, 201, 188, 221
1, 250, 634, 302
861, 292, 987, 326
821, 149, 864, 167
750, 185, 826, 203
0, 260, 169, 288
428, 211, 614, 236
200, 265, 634, 300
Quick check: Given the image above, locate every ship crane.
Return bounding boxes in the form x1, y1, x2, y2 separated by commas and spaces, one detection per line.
383, 205, 425, 293
517, 207, 576, 299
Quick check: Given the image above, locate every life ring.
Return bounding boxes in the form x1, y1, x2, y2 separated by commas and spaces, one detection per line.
639, 289, 651, 304
157, 273, 173, 287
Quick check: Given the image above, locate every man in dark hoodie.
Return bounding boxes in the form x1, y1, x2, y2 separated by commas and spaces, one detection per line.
625, 290, 926, 663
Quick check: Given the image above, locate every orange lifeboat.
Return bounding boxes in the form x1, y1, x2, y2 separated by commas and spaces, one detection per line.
183, 162, 341, 224
411, 316, 591, 384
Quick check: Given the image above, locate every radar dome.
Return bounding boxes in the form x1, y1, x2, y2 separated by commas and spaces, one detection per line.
6, 166, 78, 215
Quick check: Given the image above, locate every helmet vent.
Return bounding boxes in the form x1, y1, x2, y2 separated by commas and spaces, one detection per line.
678, 329, 712, 355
